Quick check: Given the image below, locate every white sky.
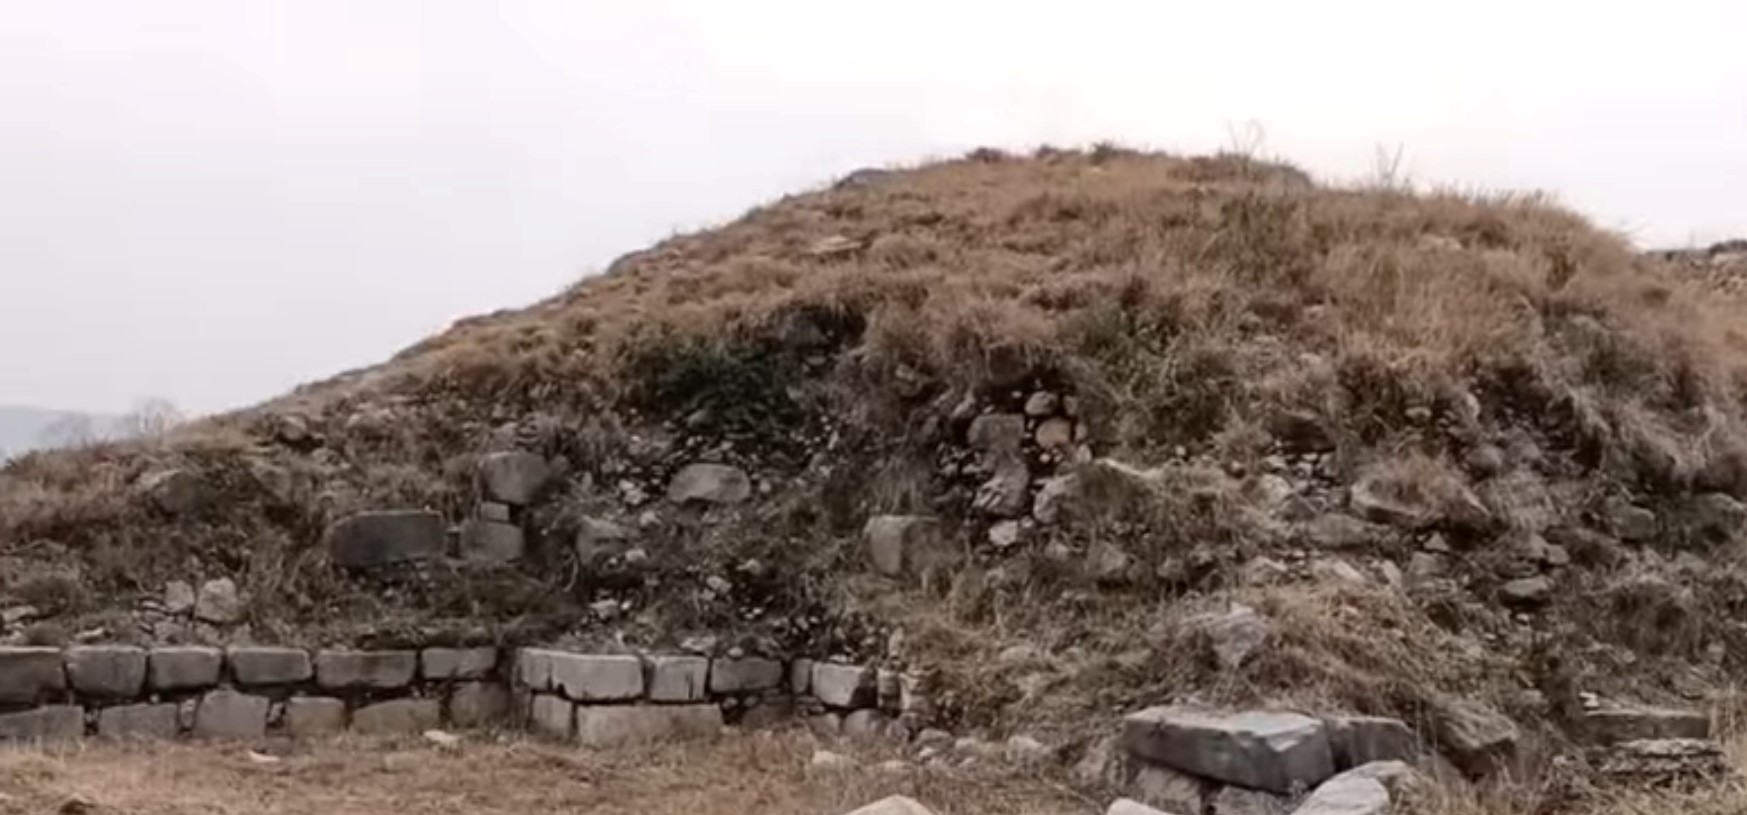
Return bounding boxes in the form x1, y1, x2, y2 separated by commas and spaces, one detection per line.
2, 0, 1743, 414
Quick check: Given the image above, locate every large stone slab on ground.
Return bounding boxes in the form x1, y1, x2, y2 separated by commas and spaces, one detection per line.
1432, 700, 1519, 776
863, 515, 942, 577
228, 646, 312, 685
97, 703, 178, 739
285, 696, 347, 737
149, 646, 222, 691
450, 682, 511, 727
420, 647, 498, 680
530, 694, 572, 740
315, 650, 417, 690
324, 509, 445, 568
844, 796, 938, 815
646, 656, 709, 702
1327, 716, 1418, 768
709, 657, 782, 694
0, 646, 66, 704
549, 653, 643, 701
351, 698, 440, 735
460, 519, 525, 562
1582, 707, 1710, 744
477, 451, 551, 505
1123, 707, 1335, 794
0, 705, 84, 742
667, 463, 752, 505
1293, 770, 1391, 815
812, 662, 874, 708
65, 645, 147, 698
573, 704, 723, 748
193, 689, 269, 739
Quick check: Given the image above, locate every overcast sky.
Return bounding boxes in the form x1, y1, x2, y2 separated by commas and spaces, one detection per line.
2, 1, 1743, 415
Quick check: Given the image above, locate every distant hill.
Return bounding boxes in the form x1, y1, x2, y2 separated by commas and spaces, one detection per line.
0, 405, 116, 459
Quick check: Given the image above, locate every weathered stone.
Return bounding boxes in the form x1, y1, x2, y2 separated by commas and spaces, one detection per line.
972, 456, 1030, 517
1024, 392, 1060, 417
1293, 770, 1391, 815
324, 509, 446, 568
967, 414, 1025, 454
1123, 707, 1335, 794
1481, 470, 1558, 532
315, 650, 417, 690
228, 646, 312, 686
1597, 738, 1728, 783
1310, 558, 1368, 586
667, 463, 752, 505
1498, 576, 1553, 607
1433, 700, 1519, 776
1207, 785, 1288, 815
1107, 800, 1179, 815
351, 698, 440, 735
450, 682, 511, 727
163, 580, 195, 614
1349, 467, 1487, 530
0, 705, 84, 742
459, 519, 525, 562
1190, 604, 1271, 672
194, 578, 243, 624
1327, 716, 1417, 768
1035, 418, 1075, 450
478, 501, 513, 523
97, 703, 179, 739
476, 451, 550, 505
193, 688, 269, 739
646, 656, 709, 702
420, 647, 498, 680
812, 662, 874, 708
530, 694, 572, 740
550, 653, 643, 701
863, 515, 942, 577
148, 646, 222, 691
710, 657, 782, 694
65, 645, 147, 698
1033, 473, 1082, 524
0, 646, 66, 704
843, 709, 891, 740
285, 696, 347, 737
1604, 498, 1657, 542
844, 796, 937, 815
1583, 707, 1710, 744
1128, 757, 1208, 813
139, 468, 211, 515
573, 704, 722, 748
789, 658, 813, 695
1302, 514, 1383, 549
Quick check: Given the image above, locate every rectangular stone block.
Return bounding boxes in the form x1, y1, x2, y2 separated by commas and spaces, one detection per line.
516, 648, 557, 691
449, 682, 511, 727
1583, 707, 1711, 744
550, 653, 643, 702
193, 689, 269, 739
96, 703, 179, 740
228, 646, 312, 686
65, 646, 148, 698
812, 662, 874, 708
315, 650, 417, 690
149, 647, 222, 692
1123, 707, 1334, 794
351, 698, 440, 735
421, 647, 498, 680
0, 647, 66, 705
646, 656, 709, 703
573, 704, 723, 748
0, 705, 84, 742
789, 658, 813, 696
286, 696, 347, 738
708, 657, 782, 695
530, 694, 572, 740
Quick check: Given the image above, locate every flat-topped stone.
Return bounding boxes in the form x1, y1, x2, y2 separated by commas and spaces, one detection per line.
1123, 707, 1334, 794
228, 646, 312, 686
286, 696, 347, 737
1326, 715, 1418, 768
477, 451, 551, 505
450, 682, 511, 727
573, 704, 722, 748
65, 645, 147, 698
97, 703, 178, 740
0, 647, 66, 704
709, 657, 782, 694
193, 689, 269, 739
549, 653, 643, 702
1583, 706, 1710, 744
149, 646, 222, 691
351, 698, 440, 734
315, 650, 417, 690
0, 705, 84, 742
812, 662, 874, 708
530, 694, 572, 740
421, 647, 498, 680
646, 656, 709, 702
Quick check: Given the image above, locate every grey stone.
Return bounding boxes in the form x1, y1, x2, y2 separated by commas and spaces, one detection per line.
285, 696, 347, 737
1207, 786, 1288, 815
972, 456, 1030, 517
450, 682, 510, 727
0, 705, 84, 742
1302, 514, 1383, 549
844, 796, 937, 815
324, 509, 446, 568
1433, 700, 1519, 776
1349, 468, 1487, 530
1033, 473, 1082, 524
478, 501, 512, 522
530, 694, 572, 740
1123, 707, 1335, 794
420, 647, 498, 680
575, 517, 634, 562
549, 653, 643, 701
1327, 716, 1418, 767
1024, 392, 1059, 417
163, 580, 195, 614
139, 468, 211, 515
65, 645, 147, 698
667, 463, 751, 505
843, 709, 890, 740
709, 657, 782, 694
477, 451, 550, 505
646, 656, 709, 702
0, 646, 66, 704
968, 414, 1025, 454
149, 646, 222, 691
1583, 707, 1710, 744
97, 703, 179, 739
351, 698, 440, 735
315, 650, 417, 690
1129, 763, 1206, 815
1597, 738, 1729, 782
460, 519, 525, 562
516, 648, 558, 691
194, 577, 243, 624
1605, 498, 1657, 542
1107, 800, 1180, 815
1190, 605, 1271, 671
573, 704, 722, 748
193, 688, 269, 739
812, 662, 874, 708
1293, 771, 1390, 815
228, 646, 312, 686
789, 658, 813, 695
863, 515, 941, 577
1498, 576, 1553, 607
1035, 418, 1075, 449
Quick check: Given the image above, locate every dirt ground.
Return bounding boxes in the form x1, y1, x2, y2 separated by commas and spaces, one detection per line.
0, 730, 1090, 815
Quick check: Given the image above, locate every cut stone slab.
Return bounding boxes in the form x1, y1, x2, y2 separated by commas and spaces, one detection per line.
1107, 800, 1181, 815
460, 519, 525, 562
285, 696, 347, 738
573, 704, 723, 748
450, 682, 511, 727
149, 646, 222, 691
315, 650, 417, 690
65, 645, 148, 698
0, 646, 66, 704
1327, 715, 1418, 768
549, 653, 643, 702
477, 451, 551, 505
1583, 707, 1710, 744
228, 646, 312, 686
324, 509, 446, 568
1123, 707, 1335, 794
516, 648, 558, 691
351, 698, 440, 735
530, 694, 573, 740
812, 662, 874, 708
667, 463, 752, 505
193, 688, 270, 739
646, 656, 710, 702
844, 796, 938, 815
97, 703, 179, 740
420, 647, 498, 680
0, 705, 84, 742
863, 515, 941, 577
1293, 771, 1391, 815
1433, 700, 1519, 777
709, 657, 782, 694
789, 659, 813, 696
